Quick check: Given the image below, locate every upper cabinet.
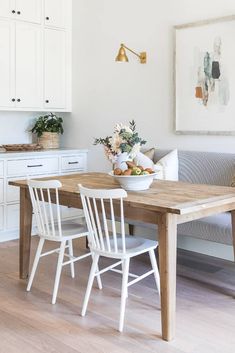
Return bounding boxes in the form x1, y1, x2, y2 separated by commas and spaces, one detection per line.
0, 0, 12, 19
15, 22, 42, 109
14, 0, 41, 24
0, 19, 14, 108
44, 29, 66, 109
0, 0, 41, 23
44, 0, 66, 28
0, 0, 72, 112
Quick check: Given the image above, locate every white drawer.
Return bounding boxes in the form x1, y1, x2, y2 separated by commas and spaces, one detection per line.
6, 204, 19, 230
7, 157, 59, 177
61, 155, 85, 171
0, 205, 3, 230
0, 161, 3, 176
0, 179, 4, 204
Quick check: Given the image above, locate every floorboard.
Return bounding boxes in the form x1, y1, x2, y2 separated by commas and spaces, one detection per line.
0, 237, 235, 353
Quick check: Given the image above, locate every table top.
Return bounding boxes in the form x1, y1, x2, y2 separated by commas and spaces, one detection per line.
10, 172, 235, 215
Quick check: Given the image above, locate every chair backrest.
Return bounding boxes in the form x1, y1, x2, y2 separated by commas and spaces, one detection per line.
79, 184, 128, 255
28, 179, 62, 239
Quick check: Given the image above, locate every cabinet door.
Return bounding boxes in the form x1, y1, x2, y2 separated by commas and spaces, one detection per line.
44, 28, 66, 109
15, 23, 42, 109
0, 20, 15, 108
0, 0, 13, 19
15, 0, 41, 24
44, 0, 66, 28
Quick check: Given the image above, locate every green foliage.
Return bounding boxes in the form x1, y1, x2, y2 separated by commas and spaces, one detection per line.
31, 113, 64, 137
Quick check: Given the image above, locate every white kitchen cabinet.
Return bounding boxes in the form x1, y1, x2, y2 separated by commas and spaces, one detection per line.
0, 149, 88, 242
0, 179, 4, 203
15, 22, 42, 109
0, 206, 3, 230
44, 28, 66, 109
0, 19, 14, 108
0, 0, 12, 19
44, 0, 67, 28
15, 0, 41, 24
0, 0, 41, 23
0, 0, 71, 112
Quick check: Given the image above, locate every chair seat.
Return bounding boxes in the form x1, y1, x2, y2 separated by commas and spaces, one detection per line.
91, 236, 158, 259
40, 219, 88, 241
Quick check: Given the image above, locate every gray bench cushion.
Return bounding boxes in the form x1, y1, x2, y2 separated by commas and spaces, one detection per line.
128, 150, 235, 246
127, 213, 232, 245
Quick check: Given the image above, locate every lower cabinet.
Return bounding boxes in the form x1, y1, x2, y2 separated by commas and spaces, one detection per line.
0, 149, 88, 241
6, 204, 20, 230
0, 206, 3, 230
0, 179, 4, 203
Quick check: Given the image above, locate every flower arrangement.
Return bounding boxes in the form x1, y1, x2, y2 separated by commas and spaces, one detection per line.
94, 120, 146, 163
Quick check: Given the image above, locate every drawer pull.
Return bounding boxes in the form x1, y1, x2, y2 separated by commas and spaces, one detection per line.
68, 161, 79, 165
27, 164, 43, 168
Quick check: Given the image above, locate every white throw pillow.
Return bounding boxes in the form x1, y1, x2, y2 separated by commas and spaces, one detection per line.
134, 151, 154, 169
154, 149, 179, 181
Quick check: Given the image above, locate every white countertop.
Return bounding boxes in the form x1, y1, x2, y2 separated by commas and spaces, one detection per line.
0, 148, 88, 159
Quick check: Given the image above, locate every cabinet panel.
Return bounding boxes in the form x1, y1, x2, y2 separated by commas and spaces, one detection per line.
44, 0, 66, 28
6, 203, 19, 229
0, 205, 3, 230
15, 0, 41, 24
15, 22, 42, 109
0, 161, 4, 176
0, 179, 4, 204
0, 0, 12, 19
0, 20, 15, 108
44, 28, 66, 109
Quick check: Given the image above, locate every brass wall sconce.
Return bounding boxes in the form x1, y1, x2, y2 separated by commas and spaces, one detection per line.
115, 43, 147, 64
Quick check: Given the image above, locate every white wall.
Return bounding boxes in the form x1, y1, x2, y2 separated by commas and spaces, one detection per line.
62, 0, 235, 171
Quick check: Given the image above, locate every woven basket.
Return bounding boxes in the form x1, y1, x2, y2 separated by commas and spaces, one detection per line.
38, 132, 60, 149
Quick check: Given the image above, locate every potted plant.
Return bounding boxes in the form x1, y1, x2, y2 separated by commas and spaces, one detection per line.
31, 113, 64, 149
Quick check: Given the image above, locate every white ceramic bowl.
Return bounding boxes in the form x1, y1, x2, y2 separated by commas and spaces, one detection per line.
109, 171, 158, 191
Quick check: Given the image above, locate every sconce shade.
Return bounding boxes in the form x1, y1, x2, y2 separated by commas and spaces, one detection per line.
115, 46, 129, 62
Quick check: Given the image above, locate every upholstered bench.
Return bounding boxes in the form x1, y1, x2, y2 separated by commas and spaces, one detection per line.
128, 150, 235, 259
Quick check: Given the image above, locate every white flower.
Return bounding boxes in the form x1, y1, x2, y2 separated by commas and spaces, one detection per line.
110, 133, 122, 153
129, 143, 141, 158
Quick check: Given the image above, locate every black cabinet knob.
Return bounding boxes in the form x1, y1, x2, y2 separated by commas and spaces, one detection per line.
12, 98, 15, 102
46, 16, 49, 20
17, 11, 21, 15
45, 100, 49, 103
12, 10, 16, 14
17, 98, 21, 102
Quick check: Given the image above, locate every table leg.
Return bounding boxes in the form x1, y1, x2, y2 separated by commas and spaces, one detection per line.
158, 213, 177, 341
19, 188, 33, 279
231, 210, 235, 262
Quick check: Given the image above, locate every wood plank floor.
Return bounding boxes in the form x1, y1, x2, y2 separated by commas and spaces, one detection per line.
0, 237, 235, 353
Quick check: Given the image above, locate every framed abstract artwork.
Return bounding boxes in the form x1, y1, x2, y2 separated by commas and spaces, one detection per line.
174, 15, 235, 135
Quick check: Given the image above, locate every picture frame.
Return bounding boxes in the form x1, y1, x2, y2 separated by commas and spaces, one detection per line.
174, 15, 235, 135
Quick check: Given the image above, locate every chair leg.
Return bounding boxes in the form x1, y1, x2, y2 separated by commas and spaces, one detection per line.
119, 257, 130, 332
91, 252, 102, 290
149, 248, 161, 299
81, 253, 100, 317
68, 240, 75, 278
26, 238, 45, 292
52, 241, 66, 305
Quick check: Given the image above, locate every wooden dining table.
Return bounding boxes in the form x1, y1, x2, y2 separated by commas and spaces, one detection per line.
10, 172, 235, 341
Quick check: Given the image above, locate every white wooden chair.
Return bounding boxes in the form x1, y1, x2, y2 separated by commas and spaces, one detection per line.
79, 184, 160, 332
26, 179, 102, 304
